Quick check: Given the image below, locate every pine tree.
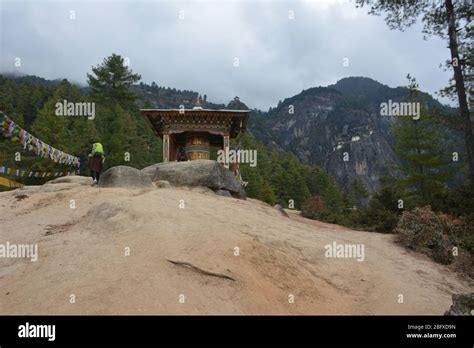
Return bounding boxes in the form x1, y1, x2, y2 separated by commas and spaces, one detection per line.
260, 179, 276, 206
347, 177, 369, 208
87, 53, 141, 109
32, 98, 68, 149
96, 104, 127, 168
393, 76, 454, 205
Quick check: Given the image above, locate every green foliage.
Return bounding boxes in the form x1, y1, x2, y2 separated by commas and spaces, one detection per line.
0, 79, 94, 183
357, 0, 474, 192
0, 54, 162, 184
428, 185, 474, 217
396, 206, 455, 264
32, 80, 97, 150
348, 199, 399, 233
301, 180, 400, 233
346, 177, 369, 208
0, 75, 55, 128
86, 54, 162, 170
87, 53, 141, 109
301, 196, 343, 224
260, 179, 276, 206
392, 76, 456, 206
394, 206, 473, 277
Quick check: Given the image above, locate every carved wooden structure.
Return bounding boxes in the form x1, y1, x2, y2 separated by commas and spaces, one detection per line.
140, 107, 249, 168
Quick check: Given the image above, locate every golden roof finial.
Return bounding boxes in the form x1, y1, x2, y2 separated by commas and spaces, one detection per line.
192, 96, 203, 110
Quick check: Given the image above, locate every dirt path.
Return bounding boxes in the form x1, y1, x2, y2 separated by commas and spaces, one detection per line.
0, 183, 471, 314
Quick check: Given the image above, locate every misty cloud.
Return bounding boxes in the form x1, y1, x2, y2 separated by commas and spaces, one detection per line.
1, 0, 453, 109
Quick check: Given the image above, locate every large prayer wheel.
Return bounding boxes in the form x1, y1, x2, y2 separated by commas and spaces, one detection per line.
185, 133, 210, 160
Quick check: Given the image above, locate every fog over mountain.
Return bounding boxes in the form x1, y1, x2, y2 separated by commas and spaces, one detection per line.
1, 0, 453, 110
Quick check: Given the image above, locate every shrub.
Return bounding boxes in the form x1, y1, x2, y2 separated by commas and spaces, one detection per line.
301, 196, 347, 224
430, 185, 474, 217
302, 194, 399, 231
348, 206, 399, 233
395, 206, 453, 264
342, 185, 400, 233
302, 196, 325, 215
395, 206, 473, 277
453, 214, 474, 254
451, 249, 474, 278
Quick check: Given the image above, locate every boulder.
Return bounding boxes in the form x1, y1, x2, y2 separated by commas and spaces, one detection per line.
45, 176, 93, 186
190, 186, 215, 195
142, 160, 246, 199
444, 293, 474, 315
273, 204, 289, 218
155, 180, 171, 188
40, 183, 79, 192
99, 166, 154, 189
215, 189, 232, 198
10, 186, 41, 195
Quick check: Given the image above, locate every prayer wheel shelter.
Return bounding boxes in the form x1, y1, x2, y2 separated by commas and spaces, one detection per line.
140, 106, 250, 167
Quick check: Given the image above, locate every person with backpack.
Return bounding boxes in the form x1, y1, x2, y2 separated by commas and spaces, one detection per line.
176, 146, 187, 162
88, 142, 105, 185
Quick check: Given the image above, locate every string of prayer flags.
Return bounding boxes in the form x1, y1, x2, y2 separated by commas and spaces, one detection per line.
0, 165, 77, 178
0, 112, 81, 168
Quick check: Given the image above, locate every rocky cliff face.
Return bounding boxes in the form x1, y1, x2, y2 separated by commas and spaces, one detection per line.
248, 77, 443, 193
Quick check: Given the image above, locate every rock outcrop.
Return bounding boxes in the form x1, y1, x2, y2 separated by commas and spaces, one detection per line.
444, 293, 474, 315
45, 175, 93, 186
0, 181, 471, 315
142, 160, 246, 199
99, 166, 154, 189
155, 180, 171, 188
248, 77, 455, 194
215, 189, 232, 198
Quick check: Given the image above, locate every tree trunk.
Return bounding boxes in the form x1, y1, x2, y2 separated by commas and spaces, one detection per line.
445, 0, 474, 191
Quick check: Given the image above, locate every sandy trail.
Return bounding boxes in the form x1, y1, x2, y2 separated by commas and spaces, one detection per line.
0, 183, 471, 314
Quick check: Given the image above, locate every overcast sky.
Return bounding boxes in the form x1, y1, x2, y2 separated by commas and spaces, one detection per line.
1, 0, 453, 110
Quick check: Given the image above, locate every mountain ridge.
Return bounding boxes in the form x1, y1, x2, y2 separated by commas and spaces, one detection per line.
247, 76, 455, 193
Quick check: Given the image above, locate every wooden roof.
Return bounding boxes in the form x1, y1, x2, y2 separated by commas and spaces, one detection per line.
140, 108, 250, 138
